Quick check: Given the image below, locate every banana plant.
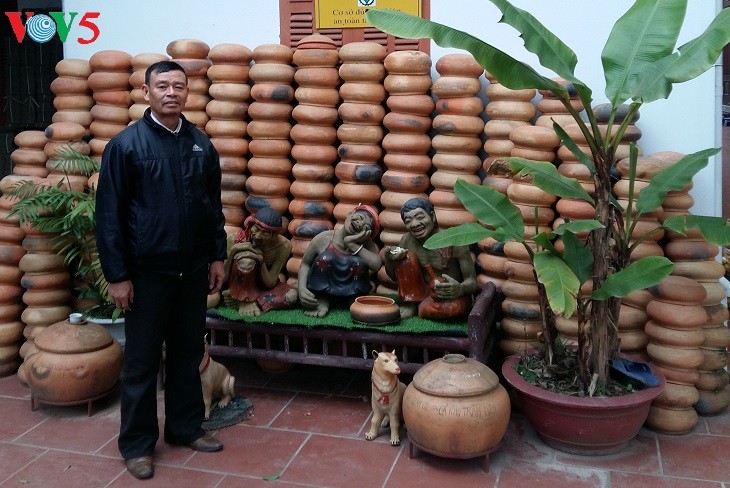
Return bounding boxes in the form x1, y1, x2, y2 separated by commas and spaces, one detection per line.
367, 0, 730, 394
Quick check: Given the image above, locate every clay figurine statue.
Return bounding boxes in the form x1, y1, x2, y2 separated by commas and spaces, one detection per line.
383, 197, 477, 320
222, 207, 298, 316
297, 204, 382, 317
365, 350, 406, 446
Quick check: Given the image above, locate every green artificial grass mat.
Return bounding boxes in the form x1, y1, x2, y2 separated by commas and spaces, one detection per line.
207, 304, 468, 336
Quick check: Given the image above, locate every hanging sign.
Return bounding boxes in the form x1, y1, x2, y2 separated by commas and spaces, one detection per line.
315, 0, 422, 29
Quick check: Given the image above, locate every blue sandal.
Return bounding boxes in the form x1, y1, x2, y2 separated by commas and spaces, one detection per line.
609, 358, 660, 389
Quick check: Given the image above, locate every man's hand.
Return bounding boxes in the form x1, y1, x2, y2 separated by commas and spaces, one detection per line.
109, 280, 134, 310
209, 261, 225, 294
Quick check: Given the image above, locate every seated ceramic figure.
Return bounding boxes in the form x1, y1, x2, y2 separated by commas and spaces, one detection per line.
298, 204, 383, 317
384, 197, 477, 320
223, 208, 298, 316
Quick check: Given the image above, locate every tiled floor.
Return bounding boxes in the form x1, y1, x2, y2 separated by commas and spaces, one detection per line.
0, 358, 728, 488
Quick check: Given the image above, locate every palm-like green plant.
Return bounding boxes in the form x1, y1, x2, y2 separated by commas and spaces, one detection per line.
9, 145, 120, 320
367, 0, 730, 394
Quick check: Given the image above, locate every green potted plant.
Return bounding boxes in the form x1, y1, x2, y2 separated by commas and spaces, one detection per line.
367, 0, 730, 453
9, 145, 122, 324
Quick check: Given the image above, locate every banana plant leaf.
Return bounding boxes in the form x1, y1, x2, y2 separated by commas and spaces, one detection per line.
602, 0, 687, 107
509, 158, 594, 204
534, 251, 580, 318
663, 214, 730, 247
592, 256, 674, 300
666, 8, 730, 83
632, 52, 679, 103
553, 122, 596, 173
423, 222, 494, 249
635, 147, 719, 216
452, 179, 525, 243
561, 231, 593, 285
552, 219, 604, 236
487, 0, 592, 105
364, 9, 565, 93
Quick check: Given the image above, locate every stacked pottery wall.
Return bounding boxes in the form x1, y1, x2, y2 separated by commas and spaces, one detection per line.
2, 38, 726, 416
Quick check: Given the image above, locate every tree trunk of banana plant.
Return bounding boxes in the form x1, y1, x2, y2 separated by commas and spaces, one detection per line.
580, 152, 623, 392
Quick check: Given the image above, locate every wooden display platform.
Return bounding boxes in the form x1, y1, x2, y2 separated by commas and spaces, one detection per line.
205, 283, 500, 374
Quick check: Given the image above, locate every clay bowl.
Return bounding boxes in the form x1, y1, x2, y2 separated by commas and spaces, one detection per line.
350, 296, 400, 326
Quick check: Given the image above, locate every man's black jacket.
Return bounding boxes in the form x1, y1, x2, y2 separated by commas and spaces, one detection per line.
96, 109, 227, 283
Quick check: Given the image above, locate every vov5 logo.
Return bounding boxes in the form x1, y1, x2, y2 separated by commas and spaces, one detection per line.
5, 11, 100, 44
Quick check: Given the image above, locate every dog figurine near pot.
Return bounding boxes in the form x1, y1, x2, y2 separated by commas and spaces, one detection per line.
200, 337, 236, 420
365, 350, 407, 446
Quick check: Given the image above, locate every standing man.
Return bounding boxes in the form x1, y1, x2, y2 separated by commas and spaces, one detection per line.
96, 60, 227, 480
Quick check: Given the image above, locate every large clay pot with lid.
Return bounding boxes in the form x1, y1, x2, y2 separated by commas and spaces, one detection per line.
402, 353, 510, 470
24, 313, 123, 409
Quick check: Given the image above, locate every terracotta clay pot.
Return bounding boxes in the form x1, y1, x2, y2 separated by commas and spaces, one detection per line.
403, 354, 510, 468
349, 296, 400, 325
502, 354, 665, 455
24, 315, 123, 405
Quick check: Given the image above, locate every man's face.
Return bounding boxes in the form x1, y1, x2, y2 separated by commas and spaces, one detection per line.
143, 69, 188, 119
250, 224, 276, 247
345, 210, 372, 239
403, 208, 435, 240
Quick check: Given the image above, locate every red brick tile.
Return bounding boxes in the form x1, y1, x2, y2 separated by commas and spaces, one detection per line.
611, 471, 722, 488
701, 399, 730, 436
236, 386, 296, 427
217, 474, 305, 487
497, 412, 553, 463
0, 450, 124, 487
658, 433, 730, 482
0, 375, 31, 400
0, 443, 45, 483
270, 392, 371, 437
280, 434, 400, 487
496, 460, 606, 488
0, 397, 47, 441
15, 414, 119, 453
386, 440, 497, 487
107, 463, 224, 487
183, 424, 307, 478
553, 430, 661, 475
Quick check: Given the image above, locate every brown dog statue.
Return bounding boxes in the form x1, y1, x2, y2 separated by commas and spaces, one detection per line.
365, 350, 407, 446
200, 337, 236, 420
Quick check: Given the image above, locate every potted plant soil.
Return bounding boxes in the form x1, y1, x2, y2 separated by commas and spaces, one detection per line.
368, 0, 730, 454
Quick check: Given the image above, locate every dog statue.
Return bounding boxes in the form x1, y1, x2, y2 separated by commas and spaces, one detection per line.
365, 350, 407, 446
200, 336, 236, 420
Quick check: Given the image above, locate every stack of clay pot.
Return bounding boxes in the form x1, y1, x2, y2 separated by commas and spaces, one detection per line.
377, 50, 433, 294
499, 126, 560, 353
246, 44, 295, 216
379, 50, 433, 248
614, 155, 665, 261
554, 123, 595, 228
50, 59, 93, 137
288, 35, 340, 276
694, 301, 730, 415
620, 289, 654, 360
43, 122, 91, 191
87, 50, 132, 161
128, 53, 169, 123
206, 43, 253, 235
167, 39, 212, 130
10, 131, 49, 179
535, 78, 583, 129
594, 103, 642, 161
334, 42, 387, 228
0, 179, 29, 377
478, 74, 535, 291
430, 54, 484, 228
645, 275, 708, 434
482, 71, 535, 194
17, 222, 73, 385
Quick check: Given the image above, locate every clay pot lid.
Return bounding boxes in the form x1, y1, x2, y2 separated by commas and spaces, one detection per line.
34, 315, 114, 353
297, 34, 337, 50
412, 354, 500, 397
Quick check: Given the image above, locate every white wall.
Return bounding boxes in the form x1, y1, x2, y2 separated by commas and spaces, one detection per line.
63, 0, 723, 217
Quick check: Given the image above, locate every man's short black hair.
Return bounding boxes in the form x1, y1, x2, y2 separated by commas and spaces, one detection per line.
145, 60, 187, 86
